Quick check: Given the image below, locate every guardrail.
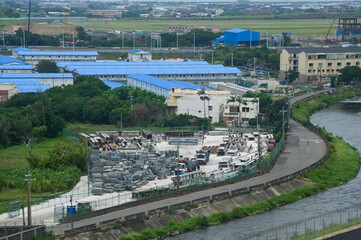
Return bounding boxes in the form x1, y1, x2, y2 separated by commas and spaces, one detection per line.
60, 86, 357, 231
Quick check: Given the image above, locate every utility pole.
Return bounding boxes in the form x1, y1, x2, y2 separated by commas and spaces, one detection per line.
22, 29, 25, 47
176, 32, 178, 49
122, 31, 124, 48
62, 30, 65, 48
2, 32, 5, 48
280, 107, 287, 143
27, 0, 31, 32
211, 50, 214, 64
133, 32, 135, 50
72, 32, 75, 51
176, 144, 180, 197
253, 57, 257, 73
21, 197, 25, 226
231, 53, 234, 67
121, 113, 123, 130
257, 115, 262, 175
24, 168, 36, 225
70, 195, 74, 232
192, 33, 196, 53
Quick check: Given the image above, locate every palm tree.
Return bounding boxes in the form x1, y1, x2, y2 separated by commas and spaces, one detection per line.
197, 89, 207, 118
203, 95, 211, 118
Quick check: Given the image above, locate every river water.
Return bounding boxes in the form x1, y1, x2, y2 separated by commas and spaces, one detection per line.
168, 99, 361, 240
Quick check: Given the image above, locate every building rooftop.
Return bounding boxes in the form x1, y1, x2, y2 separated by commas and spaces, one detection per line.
225, 28, 249, 33
129, 49, 151, 54
0, 65, 34, 70
0, 78, 51, 93
103, 80, 126, 89
0, 73, 74, 79
58, 61, 241, 76
0, 55, 28, 65
284, 47, 361, 54
127, 74, 214, 91
17, 51, 99, 56
12, 47, 35, 52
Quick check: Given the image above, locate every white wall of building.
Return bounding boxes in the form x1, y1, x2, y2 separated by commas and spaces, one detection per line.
128, 52, 152, 62
177, 94, 229, 123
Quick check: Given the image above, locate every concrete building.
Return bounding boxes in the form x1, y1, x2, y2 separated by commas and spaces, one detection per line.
58, 61, 242, 87
0, 83, 18, 102
12, 48, 98, 65
166, 88, 230, 123
213, 28, 260, 47
280, 47, 361, 82
128, 49, 152, 62
337, 18, 361, 42
223, 97, 259, 126
0, 73, 74, 87
208, 82, 257, 96
127, 74, 214, 99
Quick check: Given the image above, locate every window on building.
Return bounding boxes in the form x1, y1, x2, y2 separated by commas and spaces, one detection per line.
328, 63, 332, 66
242, 107, 249, 112
337, 62, 342, 66
198, 110, 201, 113
327, 69, 330, 72
357, 62, 360, 66
309, 63, 313, 67
208, 106, 213, 111
347, 62, 351, 66
308, 56, 312, 60
313, 70, 316, 72
308, 70, 312, 73
332, 69, 334, 72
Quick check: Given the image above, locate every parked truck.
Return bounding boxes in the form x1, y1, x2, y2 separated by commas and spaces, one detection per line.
195, 150, 210, 165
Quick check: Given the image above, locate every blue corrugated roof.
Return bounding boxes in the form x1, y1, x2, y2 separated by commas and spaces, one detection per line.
127, 74, 215, 91
226, 28, 248, 33
17, 51, 98, 56
0, 73, 73, 79
129, 49, 151, 54
103, 80, 125, 89
60, 61, 241, 76
0, 65, 34, 70
12, 47, 35, 52
0, 79, 51, 93
0, 55, 28, 65
169, 80, 214, 91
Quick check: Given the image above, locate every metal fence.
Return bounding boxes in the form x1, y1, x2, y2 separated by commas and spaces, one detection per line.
0, 225, 45, 240
242, 203, 361, 240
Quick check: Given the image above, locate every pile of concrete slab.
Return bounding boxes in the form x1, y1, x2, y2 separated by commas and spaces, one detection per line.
89, 149, 179, 195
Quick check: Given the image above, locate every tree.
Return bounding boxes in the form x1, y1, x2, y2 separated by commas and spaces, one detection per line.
338, 66, 361, 85
36, 60, 60, 73
285, 70, 299, 83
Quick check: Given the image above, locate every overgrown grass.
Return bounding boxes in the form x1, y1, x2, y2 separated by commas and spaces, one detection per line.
292, 216, 361, 240
118, 90, 361, 240
0, 134, 84, 214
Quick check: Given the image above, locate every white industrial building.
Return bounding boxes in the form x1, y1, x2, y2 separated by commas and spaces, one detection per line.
12, 48, 98, 65
223, 97, 259, 126
166, 88, 230, 123
128, 49, 152, 62
126, 74, 214, 99
57, 61, 242, 87
0, 65, 34, 73
0, 73, 74, 87
209, 82, 256, 96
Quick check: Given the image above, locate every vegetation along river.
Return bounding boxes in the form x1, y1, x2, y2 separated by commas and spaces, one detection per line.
167, 98, 361, 240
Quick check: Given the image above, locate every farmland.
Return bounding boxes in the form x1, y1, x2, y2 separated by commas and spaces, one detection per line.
69, 19, 336, 36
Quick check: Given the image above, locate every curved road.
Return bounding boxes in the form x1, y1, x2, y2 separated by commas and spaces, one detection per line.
52, 91, 328, 234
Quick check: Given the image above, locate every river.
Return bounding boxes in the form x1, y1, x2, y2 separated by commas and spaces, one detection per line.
167, 99, 361, 240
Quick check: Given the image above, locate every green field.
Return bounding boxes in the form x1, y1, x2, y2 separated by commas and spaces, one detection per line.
69, 19, 336, 35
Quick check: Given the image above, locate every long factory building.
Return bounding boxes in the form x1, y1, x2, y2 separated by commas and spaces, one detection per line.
57, 61, 242, 87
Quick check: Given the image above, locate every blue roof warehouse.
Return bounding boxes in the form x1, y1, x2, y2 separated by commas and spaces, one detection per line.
213, 28, 260, 47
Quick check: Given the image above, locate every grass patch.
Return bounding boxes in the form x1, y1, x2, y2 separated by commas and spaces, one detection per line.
0, 134, 84, 214
118, 90, 361, 240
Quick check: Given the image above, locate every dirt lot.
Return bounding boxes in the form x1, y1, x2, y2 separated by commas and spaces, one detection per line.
4, 21, 76, 35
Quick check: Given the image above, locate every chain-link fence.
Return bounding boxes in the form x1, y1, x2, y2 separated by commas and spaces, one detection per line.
7, 201, 21, 218
242, 204, 361, 240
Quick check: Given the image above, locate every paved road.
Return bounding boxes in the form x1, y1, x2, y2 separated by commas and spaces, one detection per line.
51, 116, 327, 233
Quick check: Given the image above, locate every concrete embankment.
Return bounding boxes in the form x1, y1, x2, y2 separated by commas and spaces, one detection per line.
59, 179, 311, 240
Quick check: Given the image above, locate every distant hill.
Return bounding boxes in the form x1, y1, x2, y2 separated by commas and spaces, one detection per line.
0, 7, 25, 18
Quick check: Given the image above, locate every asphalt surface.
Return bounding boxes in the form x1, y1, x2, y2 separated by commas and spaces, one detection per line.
51, 115, 327, 233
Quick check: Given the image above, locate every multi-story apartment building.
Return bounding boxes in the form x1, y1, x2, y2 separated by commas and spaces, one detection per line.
280, 47, 361, 82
